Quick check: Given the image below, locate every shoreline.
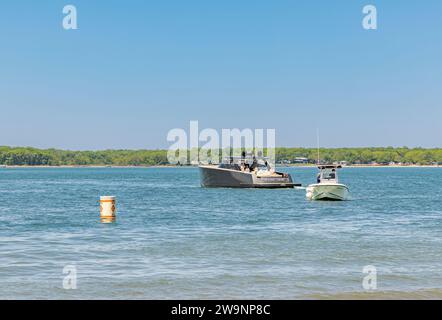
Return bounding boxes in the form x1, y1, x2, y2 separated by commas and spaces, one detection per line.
1, 164, 441, 169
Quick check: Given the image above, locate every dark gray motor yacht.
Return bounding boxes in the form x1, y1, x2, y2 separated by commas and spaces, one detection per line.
199, 153, 300, 188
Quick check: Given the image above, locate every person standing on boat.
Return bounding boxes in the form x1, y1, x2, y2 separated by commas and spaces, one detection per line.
250, 156, 258, 172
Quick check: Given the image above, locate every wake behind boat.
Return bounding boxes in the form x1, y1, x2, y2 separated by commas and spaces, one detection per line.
199, 153, 300, 188
306, 165, 349, 200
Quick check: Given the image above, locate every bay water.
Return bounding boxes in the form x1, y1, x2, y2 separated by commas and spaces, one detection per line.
1, 167, 441, 299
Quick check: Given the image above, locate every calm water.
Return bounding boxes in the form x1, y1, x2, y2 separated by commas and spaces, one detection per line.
1, 167, 441, 299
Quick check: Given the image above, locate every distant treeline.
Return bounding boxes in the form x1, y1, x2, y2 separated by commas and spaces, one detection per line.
276, 147, 442, 165
0, 147, 168, 166
1, 146, 442, 166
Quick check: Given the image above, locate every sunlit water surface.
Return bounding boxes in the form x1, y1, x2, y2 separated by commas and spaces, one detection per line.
1, 167, 441, 299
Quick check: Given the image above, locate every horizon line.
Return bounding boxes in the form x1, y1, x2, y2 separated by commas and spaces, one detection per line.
1, 145, 442, 151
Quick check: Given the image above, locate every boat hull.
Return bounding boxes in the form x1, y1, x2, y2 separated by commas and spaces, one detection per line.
306, 183, 349, 201
199, 165, 298, 188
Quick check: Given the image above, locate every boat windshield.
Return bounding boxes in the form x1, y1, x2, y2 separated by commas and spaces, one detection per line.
220, 156, 271, 171
320, 168, 338, 181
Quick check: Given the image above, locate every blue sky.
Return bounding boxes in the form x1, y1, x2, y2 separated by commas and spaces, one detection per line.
0, 0, 441, 149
